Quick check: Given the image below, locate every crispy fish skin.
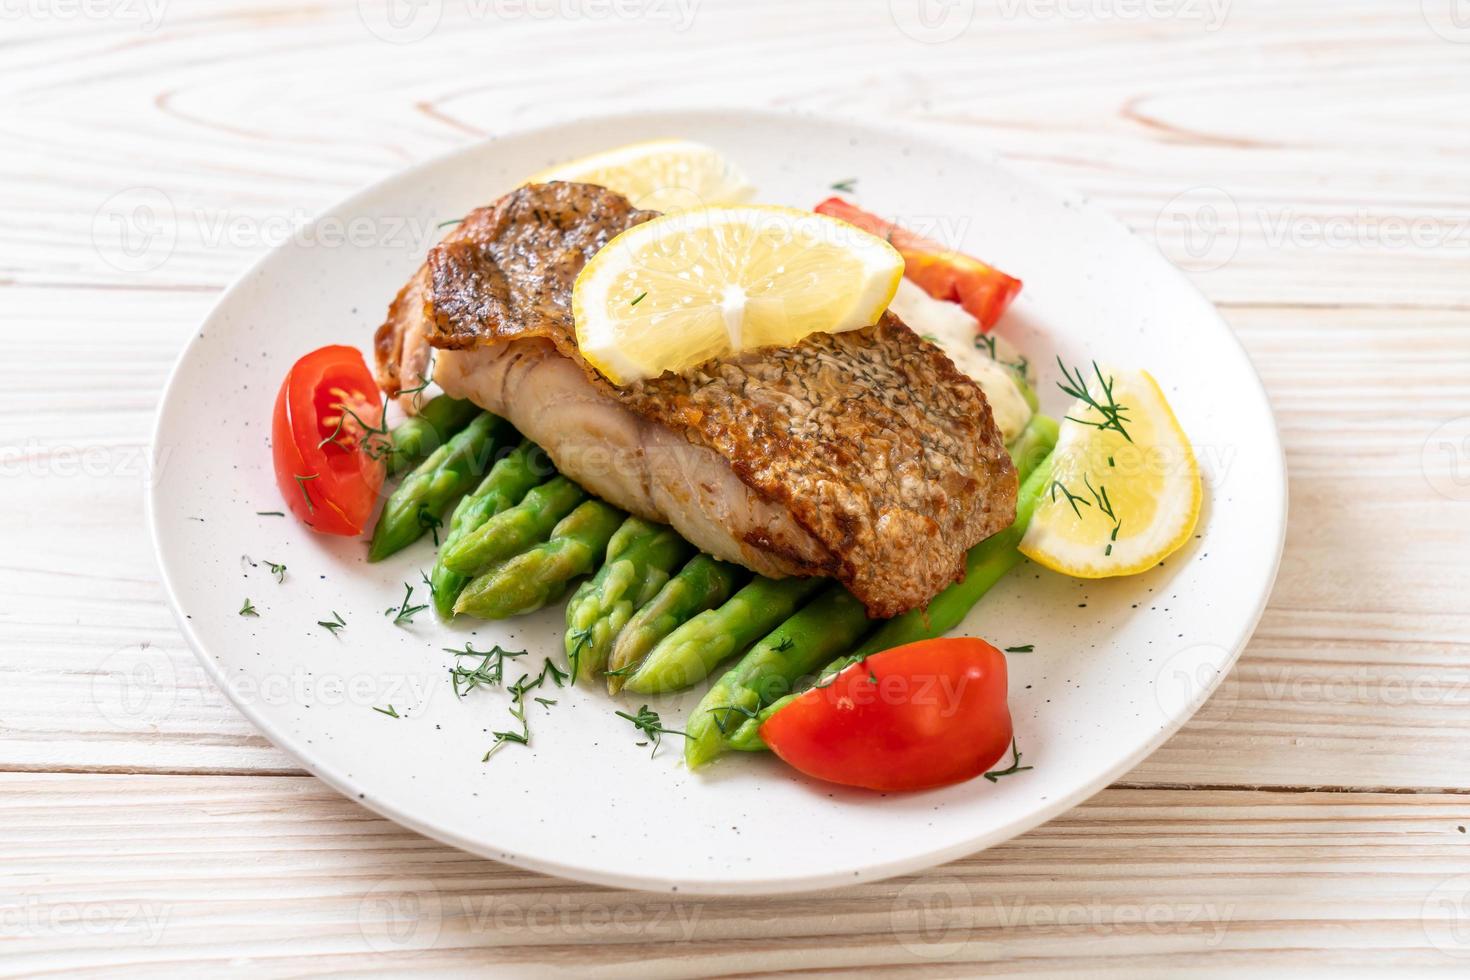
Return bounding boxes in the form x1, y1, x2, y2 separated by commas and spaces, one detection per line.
620, 317, 1016, 618
375, 182, 1016, 617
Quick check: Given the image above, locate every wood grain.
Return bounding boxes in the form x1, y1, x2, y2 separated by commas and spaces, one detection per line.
5, 774, 1470, 976
2, 0, 1468, 971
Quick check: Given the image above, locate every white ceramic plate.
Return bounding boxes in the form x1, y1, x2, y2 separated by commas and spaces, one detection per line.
148, 109, 1285, 895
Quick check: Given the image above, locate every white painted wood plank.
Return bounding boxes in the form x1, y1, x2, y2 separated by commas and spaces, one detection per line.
3, 775, 1469, 975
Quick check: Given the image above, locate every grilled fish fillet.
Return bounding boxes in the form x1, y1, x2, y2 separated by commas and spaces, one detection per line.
374, 182, 1016, 617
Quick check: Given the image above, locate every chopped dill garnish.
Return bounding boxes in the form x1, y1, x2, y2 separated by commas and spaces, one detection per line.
317, 610, 346, 634
630, 291, 648, 307
373, 704, 400, 718
830, 178, 858, 193
256, 510, 285, 517
239, 598, 258, 617
417, 508, 443, 547
388, 583, 428, 625
293, 474, 319, 514
264, 560, 286, 583
448, 643, 527, 697
1056, 358, 1133, 443
707, 702, 759, 734
1005, 644, 1034, 653
482, 659, 566, 761
1049, 480, 1092, 520
984, 739, 1033, 782
615, 704, 686, 758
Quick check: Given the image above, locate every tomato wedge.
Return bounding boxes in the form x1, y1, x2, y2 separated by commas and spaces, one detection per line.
759, 638, 1015, 792
814, 197, 1022, 331
271, 345, 387, 536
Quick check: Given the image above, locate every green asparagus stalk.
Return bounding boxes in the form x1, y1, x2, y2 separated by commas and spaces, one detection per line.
604, 517, 659, 563
725, 452, 1057, 751
429, 441, 544, 617
565, 523, 692, 683
388, 395, 482, 475
1007, 413, 1059, 485
439, 475, 586, 576
606, 555, 744, 694
619, 576, 825, 695
368, 412, 509, 561
685, 586, 873, 767
454, 500, 624, 619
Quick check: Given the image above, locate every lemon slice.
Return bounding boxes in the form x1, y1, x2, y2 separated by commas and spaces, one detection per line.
528, 139, 754, 213
574, 205, 904, 385
1020, 366, 1201, 577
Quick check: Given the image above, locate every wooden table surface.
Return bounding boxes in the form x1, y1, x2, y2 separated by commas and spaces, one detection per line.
4, 0, 1469, 973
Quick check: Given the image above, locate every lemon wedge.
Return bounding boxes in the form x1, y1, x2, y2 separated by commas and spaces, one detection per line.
573, 205, 904, 385
528, 139, 754, 213
1020, 366, 1201, 577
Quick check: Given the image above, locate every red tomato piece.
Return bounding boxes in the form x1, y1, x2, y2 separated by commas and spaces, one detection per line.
271, 345, 386, 536
814, 196, 1022, 331
759, 638, 1015, 792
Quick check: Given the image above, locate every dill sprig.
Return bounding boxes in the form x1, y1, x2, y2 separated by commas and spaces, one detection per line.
482, 659, 567, 761
448, 643, 527, 697
1056, 357, 1133, 443
707, 702, 759, 735
984, 739, 1033, 782
317, 610, 345, 634
830, 178, 857, 193
239, 598, 258, 617
630, 290, 648, 307
417, 508, 443, 547
373, 704, 400, 718
264, 560, 287, 583
1005, 644, 1035, 653
293, 474, 319, 514
1049, 480, 1092, 519
386, 583, 428, 625
1084, 474, 1124, 556
615, 704, 686, 758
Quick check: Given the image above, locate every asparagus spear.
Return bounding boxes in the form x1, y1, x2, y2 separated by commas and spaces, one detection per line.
565, 523, 692, 683
439, 475, 586, 576
724, 452, 1057, 751
388, 395, 482, 475
429, 441, 544, 618
684, 586, 873, 767
606, 554, 743, 694
454, 500, 625, 619
368, 412, 509, 561
619, 576, 825, 695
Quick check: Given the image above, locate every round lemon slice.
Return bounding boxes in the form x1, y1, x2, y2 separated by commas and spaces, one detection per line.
528, 139, 754, 213
573, 205, 904, 385
1020, 366, 1201, 577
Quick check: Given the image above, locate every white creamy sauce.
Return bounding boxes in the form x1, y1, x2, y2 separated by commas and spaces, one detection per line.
887, 278, 1032, 443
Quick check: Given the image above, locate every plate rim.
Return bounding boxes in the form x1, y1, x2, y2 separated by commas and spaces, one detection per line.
146, 106, 1288, 895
